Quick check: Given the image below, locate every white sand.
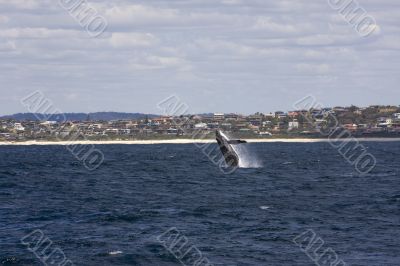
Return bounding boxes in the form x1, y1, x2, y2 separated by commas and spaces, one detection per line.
0, 138, 399, 145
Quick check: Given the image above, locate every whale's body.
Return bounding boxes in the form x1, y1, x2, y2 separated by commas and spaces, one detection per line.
216, 130, 247, 167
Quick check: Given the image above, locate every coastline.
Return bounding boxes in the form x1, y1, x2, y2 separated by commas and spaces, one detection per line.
1, 138, 400, 146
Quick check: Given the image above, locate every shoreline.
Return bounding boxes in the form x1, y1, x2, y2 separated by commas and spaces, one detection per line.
1, 138, 400, 145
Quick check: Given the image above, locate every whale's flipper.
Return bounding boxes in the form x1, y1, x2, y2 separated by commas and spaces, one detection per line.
227, 140, 247, 144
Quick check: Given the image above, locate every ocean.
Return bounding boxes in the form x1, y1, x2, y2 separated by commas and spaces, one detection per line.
0, 142, 399, 265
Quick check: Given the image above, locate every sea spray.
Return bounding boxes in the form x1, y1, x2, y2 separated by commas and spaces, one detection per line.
231, 143, 263, 168
220, 131, 263, 168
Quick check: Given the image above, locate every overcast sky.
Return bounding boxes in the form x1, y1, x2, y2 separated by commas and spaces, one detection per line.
0, 0, 399, 115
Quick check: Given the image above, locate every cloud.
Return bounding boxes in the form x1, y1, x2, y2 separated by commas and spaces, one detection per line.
104, 4, 179, 26
0, 0, 42, 9
129, 55, 190, 71
0, 27, 82, 39
295, 63, 331, 74
252, 17, 305, 33
110, 32, 158, 47
0, 40, 16, 51
102, 3, 243, 29
0, 0, 398, 115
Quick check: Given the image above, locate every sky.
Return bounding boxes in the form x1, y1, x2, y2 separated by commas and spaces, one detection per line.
0, 0, 399, 115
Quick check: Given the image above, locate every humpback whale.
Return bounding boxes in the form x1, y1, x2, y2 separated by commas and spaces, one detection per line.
216, 130, 247, 167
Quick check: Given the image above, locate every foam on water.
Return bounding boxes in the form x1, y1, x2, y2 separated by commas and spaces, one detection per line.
108, 251, 123, 255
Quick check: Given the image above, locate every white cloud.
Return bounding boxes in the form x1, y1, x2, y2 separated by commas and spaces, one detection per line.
0, 0, 42, 9
0, 27, 82, 39
194, 38, 293, 58
295, 63, 331, 74
0, 0, 398, 114
252, 17, 300, 33
126, 53, 191, 71
110, 32, 158, 48
0, 40, 16, 51
102, 3, 241, 28
104, 4, 179, 26
295, 34, 359, 46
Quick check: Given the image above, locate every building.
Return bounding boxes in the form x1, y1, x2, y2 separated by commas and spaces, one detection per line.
194, 123, 208, 129
14, 123, 25, 131
288, 111, 301, 118
333, 107, 347, 112
377, 118, 392, 128
264, 113, 275, 119
259, 131, 272, 136
391, 120, 400, 128
221, 123, 232, 129
225, 113, 238, 120
343, 124, 358, 131
167, 128, 178, 135
248, 115, 262, 126
379, 106, 398, 113
207, 122, 219, 129
357, 124, 369, 129
213, 113, 225, 121
262, 121, 272, 127
40, 121, 57, 125
274, 111, 288, 119
288, 121, 299, 130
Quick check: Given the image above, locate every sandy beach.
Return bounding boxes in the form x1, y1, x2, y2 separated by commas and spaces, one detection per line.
1, 138, 400, 145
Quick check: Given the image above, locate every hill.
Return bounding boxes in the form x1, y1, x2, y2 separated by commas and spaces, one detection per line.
0, 112, 158, 122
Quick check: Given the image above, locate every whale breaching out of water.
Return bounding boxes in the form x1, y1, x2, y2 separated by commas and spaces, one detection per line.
216, 130, 247, 167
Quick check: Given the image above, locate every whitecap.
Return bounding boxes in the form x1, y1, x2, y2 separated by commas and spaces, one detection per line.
109, 251, 123, 255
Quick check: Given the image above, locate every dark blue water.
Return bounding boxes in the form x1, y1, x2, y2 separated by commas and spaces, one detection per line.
1, 142, 399, 265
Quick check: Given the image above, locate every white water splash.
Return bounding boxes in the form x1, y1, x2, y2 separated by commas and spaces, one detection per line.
232, 143, 263, 168
220, 131, 263, 168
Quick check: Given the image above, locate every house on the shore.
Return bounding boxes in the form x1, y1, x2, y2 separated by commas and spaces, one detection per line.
377, 117, 393, 128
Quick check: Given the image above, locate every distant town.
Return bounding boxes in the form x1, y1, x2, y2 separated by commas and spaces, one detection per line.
1, 105, 400, 141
